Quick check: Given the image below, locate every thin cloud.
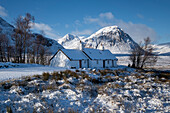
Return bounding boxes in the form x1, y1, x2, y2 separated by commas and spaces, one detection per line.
84, 12, 115, 27
0, 5, 7, 17
137, 14, 144, 19
99, 12, 114, 19
45, 32, 60, 39
32, 23, 52, 31
71, 29, 93, 36
84, 17, 99, 23
74, 20, 81, 26
30, 22, 60, 39
118, 20, 159, 43
65, 24, 69, 28
84, 12, 114, 24
84, 17, 112, 27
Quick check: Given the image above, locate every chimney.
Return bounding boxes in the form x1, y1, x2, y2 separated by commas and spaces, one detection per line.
79, 40, 83, 50
101, 43, 104, 51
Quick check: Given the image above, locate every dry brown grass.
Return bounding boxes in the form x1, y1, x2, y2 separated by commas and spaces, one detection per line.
68, 108, 79, 113
42, 72, 50, 81
63, 76, 69, 84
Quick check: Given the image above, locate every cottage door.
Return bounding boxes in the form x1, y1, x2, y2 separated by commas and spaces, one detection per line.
79, 60, 82, 68
103, 60, 105, 68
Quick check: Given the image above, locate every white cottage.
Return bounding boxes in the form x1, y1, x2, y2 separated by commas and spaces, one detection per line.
50, 42, 118, 69
50, 49, 89, 69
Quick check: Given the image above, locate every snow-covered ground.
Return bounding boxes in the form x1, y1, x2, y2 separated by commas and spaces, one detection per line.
0, 68, 169, 112
0, 62, 65, 81
152, 43, 170, 55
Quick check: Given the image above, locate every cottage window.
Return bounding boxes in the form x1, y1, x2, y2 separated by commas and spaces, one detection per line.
84, 60, 86, 63
96, 60, 98, 64
107, 60, 109, 64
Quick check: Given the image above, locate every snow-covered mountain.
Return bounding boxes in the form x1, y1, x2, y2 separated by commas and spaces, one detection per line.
0, 17, 63, 54
152, 42, 170, 55
58, 26, 140, 54
58, 34, 81, 49
83, 26, 140, 54
159, 42, 170, 47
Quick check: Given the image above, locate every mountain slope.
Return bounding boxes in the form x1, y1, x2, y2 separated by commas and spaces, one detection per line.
83, 26, 140, 54
158, 42, 170, 47
58, 34, 81, 49
32, 33, 63, 54
152, 42, 170, 55
0, 17, 63, 54
0, 17, 15, 43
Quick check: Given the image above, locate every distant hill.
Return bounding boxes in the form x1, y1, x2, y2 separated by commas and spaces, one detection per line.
152, 42, 170, 55
0, 17, 63, 54
158, 42, 170, 47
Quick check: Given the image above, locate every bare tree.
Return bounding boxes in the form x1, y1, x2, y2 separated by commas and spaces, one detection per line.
140, 37, 158, 68
28, 34, 49, 65
130, 49, 137, 68
129, 37, 158, 69
13, 13, 34, 63
0, 34, 5, 62
0, 34, 12, 62
7, 45, 14, 62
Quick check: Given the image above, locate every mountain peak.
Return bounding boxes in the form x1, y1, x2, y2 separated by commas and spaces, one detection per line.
96, 25, 122, 33
57, 34, 81, 49
88, 25, 125, 40
64, 33, 79, 40
58, 33, 80, 45
64, 33, 79, 39
84, 25, 139, 53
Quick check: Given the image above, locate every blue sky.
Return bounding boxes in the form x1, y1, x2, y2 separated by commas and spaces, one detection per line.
0, 0, 170, 44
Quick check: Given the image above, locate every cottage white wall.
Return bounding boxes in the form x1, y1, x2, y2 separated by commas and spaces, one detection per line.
106, 60, 117, 68
89, 59, 117, 68
50, 51, 70, 68
105, 60, 110, 68
69, 61, 79, 69
70, 60, 88, 69
109, 60, 118, 67
90, 60, 103, 68
114, 60, 117, 67
81, 59, 88, 68
50, 51, 89, 69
